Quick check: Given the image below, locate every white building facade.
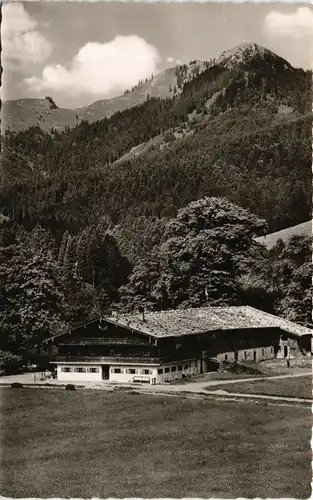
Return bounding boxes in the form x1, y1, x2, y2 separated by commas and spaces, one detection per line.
55, 357, 201, 384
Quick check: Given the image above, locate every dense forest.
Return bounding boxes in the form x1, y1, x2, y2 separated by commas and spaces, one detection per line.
0, 47, 312, 372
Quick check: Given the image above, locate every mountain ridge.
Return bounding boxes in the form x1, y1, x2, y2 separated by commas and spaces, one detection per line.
1, 43, 297, 133
1, 61, 207, 133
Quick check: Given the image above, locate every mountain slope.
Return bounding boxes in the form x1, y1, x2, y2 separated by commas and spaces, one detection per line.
1, 43, 311, 239
1, 62, 208, 133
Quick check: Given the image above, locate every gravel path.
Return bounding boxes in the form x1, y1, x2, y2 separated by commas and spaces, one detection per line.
0, 370, 311, 405
0, 369, 311, 388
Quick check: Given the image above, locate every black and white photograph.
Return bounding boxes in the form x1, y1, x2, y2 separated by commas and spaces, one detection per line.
0, 1, 312, 498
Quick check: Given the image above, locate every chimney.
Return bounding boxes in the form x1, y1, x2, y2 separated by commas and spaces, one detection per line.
139, 306, 145, 322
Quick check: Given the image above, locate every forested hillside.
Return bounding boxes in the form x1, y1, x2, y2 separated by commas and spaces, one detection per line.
0, 44, 312, 372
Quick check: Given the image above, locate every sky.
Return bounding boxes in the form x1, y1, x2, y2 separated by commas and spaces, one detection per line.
1, 1, 313, 108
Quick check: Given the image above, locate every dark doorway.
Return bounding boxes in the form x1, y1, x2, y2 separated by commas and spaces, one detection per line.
102, 365, 110, 380
253, 351, 257, 363
284, 346, 288, 358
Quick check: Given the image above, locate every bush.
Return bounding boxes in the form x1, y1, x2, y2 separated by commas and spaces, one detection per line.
11, 382, 23, 388
65, 384, 76, 391
218, 361, 262, 375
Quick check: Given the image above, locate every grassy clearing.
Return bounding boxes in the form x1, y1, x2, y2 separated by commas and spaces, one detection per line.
0, 388, 311, 499
209, 375, 312, 399
170, 360, 310, 385
170, 372, 265, 384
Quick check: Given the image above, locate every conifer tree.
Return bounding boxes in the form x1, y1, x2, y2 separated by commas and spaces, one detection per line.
58, 230, 70, 268
0, 233, 68, 365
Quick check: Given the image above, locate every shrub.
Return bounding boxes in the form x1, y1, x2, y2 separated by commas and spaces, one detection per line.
65, 384, 76, 391
11, 382, 23, 388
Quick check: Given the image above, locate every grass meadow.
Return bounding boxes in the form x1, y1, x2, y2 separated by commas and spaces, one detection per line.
1, 388, 311, 498
210, 375, 312, 399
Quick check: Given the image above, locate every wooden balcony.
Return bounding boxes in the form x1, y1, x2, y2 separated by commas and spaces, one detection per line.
59, 337, 151, 346
51, 355, 162, 365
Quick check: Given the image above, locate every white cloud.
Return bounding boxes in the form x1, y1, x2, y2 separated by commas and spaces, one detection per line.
2, 2, 52, 70
24, 35, 160, 97
166, 56, 174, 63
263, 7, 313, 69
264, 7, 313, 39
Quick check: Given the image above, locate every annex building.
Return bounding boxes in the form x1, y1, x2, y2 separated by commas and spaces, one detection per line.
43, 306, 312, 384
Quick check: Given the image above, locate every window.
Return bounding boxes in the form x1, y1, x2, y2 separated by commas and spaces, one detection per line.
225, 354, 228, 361
88, 367, 99, 373
126, 369, 136, 374
171, 366, 176, 372
262, 349, 265, 356
184, 364, 189, 370
113, 368, 122, 374
271, 347, 274, 354
74, 367, 86, 373
244, 351, 247, 359
62, 367, 72, 373
178, 365, 182, 371
158, 368, 163, 374
141, 369, 151, 375
165, 367, 170, 373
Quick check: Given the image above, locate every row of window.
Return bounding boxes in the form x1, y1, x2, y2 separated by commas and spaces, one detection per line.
158, 364, 189, 375
224, 347, 274, 361
61, 364, 192, 376
61, 367, 99, 373
61, 367, 153, 375
112, 364, 190, 376
111, 368, 152, 375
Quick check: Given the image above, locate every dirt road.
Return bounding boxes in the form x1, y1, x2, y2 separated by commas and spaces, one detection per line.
1, 370, 311, 406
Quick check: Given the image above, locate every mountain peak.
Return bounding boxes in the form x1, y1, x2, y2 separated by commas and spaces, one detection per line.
215, 43, 292, 70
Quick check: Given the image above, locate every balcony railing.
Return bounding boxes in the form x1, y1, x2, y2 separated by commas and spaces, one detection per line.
51, 355, 162, 365
59, 338, 151, 346
51, 353, 199, 365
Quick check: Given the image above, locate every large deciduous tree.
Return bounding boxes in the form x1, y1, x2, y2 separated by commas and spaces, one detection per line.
120, 197, 267, 311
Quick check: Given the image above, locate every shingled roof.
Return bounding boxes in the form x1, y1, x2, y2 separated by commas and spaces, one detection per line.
105, 306, 312, 339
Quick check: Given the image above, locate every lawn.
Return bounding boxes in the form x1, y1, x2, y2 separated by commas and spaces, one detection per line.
209, 375, 312, 399
0, 388, 311, 499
